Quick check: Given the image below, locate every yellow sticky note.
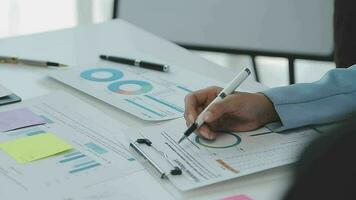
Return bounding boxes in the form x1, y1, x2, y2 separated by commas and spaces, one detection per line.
0, 133, 72, 164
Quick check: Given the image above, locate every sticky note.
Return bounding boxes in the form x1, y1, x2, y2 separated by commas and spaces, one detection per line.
0, 133, 72, 163
0, 108, 47, 132
221, 194, 252, 200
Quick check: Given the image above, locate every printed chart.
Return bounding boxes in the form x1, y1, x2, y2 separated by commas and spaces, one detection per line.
127, 118, 318, 190
0, 92, 142, 199
51, 65, 220, 121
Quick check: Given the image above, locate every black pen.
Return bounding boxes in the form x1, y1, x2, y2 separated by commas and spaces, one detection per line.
100, 55, 170, 72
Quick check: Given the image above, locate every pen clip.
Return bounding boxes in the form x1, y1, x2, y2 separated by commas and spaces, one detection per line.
130, 138, 182, 178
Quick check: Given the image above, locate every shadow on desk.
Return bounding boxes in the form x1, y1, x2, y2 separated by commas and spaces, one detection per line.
283, 116, 356, 200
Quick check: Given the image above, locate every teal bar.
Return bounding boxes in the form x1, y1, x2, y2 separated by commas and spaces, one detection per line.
6, 127, 44, 137
63, 151, 82, 158
26, 130, 46, 136
144, 95, 184, 113
59, 154, 86, 163
40, 115, 54, 124
177, 85, 193, 93
74, 160, 96, 168
125, 99, 164, 117
85, 142, 108, 154
69, 163, 101, 174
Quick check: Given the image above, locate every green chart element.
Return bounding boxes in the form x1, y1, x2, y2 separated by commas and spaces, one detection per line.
195, 133, 241, 149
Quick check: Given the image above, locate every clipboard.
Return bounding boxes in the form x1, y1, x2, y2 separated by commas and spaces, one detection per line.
130, 138, 182, 179
0, 94, 22, 106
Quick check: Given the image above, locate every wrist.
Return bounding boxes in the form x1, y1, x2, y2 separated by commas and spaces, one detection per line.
256, 93, 280, 125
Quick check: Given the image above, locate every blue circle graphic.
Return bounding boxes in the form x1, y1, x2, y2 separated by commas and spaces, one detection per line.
108, 80, 153, 95
80, 68, 124, 82
195, 133, 241, 149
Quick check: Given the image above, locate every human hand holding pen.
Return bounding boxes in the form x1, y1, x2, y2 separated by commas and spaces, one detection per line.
184, 86, 280, 140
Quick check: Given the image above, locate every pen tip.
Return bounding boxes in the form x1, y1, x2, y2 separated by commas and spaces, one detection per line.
59, 64, 68, 67
177, 136, 186, 144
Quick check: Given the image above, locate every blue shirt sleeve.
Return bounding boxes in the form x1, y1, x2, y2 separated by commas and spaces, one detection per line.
261, 65, 356, 132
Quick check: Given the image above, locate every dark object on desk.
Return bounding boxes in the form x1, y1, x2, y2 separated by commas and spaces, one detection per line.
130, 138, 182, 178
284, 117, 356, 200
334, 0, 356, 68
0, 56, 67, 67
100, 54, 170, 72
0, 94, 22, 106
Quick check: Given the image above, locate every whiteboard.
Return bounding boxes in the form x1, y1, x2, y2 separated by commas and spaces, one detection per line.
118, 0, 334, 56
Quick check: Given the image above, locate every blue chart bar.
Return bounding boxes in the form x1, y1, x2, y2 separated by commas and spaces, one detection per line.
60, 151, 101, 174
144, 95, 184, 113
59, 154, 86, 163
125, 99, 164, 117
74, 160, 96, 168
6, 127, 46, 137
63, 151, 82, 158
40, 115, 54, 124
176, 85, 193, 93
69, 163, 101, 174
85, 142, 108, 154
27, 130, 46, 136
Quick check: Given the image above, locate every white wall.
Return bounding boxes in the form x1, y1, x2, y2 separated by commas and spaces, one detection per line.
0, 0, 114, 38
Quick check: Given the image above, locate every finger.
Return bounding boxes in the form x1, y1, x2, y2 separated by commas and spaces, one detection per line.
196, 124, 218, 140
184, 94, 198, 123
184, 86, 222, 123
204, 94, 243, 123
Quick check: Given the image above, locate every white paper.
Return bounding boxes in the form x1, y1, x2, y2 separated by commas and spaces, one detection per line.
126, 118, 318, 191
0, 83, 12, 98
0, 92, 147, 199
65, 170, 175, 200
50, 64, 222, 121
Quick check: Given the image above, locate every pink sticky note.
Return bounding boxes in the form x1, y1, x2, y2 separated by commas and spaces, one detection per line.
0, 108, 47, 132
221, 194, 252, 200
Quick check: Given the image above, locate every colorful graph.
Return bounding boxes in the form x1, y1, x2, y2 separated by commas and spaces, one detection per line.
108, 80, 153, 95
195, 133, 241, 149
80, 68, 124, 82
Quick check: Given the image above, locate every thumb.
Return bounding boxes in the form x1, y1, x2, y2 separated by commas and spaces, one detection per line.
203, 95, 236, 123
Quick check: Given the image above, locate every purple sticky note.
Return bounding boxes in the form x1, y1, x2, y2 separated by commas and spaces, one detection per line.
221, 194, 252, 200
0, 108, 47, 132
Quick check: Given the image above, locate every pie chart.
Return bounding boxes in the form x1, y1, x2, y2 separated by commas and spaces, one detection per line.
195, 133, 241, 149
80, 68, 123, 82
108, 80, 153, 95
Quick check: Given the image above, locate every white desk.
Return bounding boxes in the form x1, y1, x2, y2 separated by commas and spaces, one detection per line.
0, 19, 292, 200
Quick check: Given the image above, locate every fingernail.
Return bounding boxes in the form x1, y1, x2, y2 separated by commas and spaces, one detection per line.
209, 134, 216, 140
204, 111, 212, 122
189, 114, 195, 122
200, 130, 208, 138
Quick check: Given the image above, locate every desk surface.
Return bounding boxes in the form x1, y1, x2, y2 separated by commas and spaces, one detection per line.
0, 19, 292, 200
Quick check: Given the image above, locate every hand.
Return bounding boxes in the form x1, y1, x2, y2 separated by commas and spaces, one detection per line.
184, 86, 280, 140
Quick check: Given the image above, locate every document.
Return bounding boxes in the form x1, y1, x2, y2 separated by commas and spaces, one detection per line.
126, 118, 318, 191
0, 83, 11, 98
67, 170, 175, 200
0, 108, 47, 132
50, 65, 221, 121
0, 92, 144, 199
